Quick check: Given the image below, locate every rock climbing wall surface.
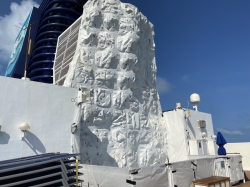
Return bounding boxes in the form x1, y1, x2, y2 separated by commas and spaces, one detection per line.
64, 0, 167, 168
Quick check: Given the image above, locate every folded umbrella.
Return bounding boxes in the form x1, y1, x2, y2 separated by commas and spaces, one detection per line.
216, 132, 227, 155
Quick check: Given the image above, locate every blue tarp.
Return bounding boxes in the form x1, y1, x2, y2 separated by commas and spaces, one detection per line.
216, 132, 227, 155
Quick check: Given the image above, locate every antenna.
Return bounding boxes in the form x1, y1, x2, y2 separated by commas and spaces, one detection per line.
21, 20, 38, 81
185, 100, 191, 118
190, 93, 200, 111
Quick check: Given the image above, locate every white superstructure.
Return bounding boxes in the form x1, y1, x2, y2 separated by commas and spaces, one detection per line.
163, 107, 217, 163
0, 0, 247, 186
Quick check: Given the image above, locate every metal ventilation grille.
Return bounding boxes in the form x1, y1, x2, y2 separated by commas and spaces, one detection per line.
54, 16, 82, 85
0, 153, 83, 187
27, 0, 86, 84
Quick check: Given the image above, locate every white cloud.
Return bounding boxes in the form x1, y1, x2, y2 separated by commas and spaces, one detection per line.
156, 76, 172, 94
217, 128, 243, 136
0, 0, 39, 71
243, 126, 250, 130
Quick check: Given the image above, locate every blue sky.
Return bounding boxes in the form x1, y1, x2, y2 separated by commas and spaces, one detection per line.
0, 0, 250, 142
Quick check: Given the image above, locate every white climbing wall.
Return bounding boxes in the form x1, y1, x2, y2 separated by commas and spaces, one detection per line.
64, 0, 167, 168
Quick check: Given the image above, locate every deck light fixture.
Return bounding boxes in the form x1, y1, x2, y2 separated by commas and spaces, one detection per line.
19, 122, 30, 139
201, 132, 207, 139
211, 135, 217, 141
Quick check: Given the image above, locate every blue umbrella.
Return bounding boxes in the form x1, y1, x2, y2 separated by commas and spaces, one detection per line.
216, 132, 227, 155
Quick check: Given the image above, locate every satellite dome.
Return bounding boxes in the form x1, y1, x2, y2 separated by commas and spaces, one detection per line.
190, 93, 200, 105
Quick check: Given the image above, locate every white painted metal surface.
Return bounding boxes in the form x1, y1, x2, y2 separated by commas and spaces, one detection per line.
0, 0, 246, 185
163, 109, 189, 162
187, 110, 215, 140
225, 143, 250, 170
189, 139, 210, 156
163, 109, 217, 162
53, 16, 82, 85
0, 76, 78, 161
207, 140, 217, 155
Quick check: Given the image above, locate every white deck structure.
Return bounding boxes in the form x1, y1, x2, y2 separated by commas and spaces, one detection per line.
0, 75, 245, 186
0, 76, 78, 160
163, 108, 217, 163
0, 0, 247, 186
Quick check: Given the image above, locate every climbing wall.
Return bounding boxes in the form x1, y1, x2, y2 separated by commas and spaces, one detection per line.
64, 0, 167, 168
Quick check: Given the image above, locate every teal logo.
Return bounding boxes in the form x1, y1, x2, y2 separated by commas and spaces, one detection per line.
5, 10, 32, 76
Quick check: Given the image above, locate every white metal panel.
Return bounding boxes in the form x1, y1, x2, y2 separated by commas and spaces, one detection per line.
189, 140, 208, 156
163, 108, 217, 163
207, 140, 217, 155
0, 76, 78, 161
163, 109, 189, 163
189, 140, 199, 155
186, 110, 215, 141
202, 140, 208, 155
53, 16, 82, 85
197, 140, 204, 155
